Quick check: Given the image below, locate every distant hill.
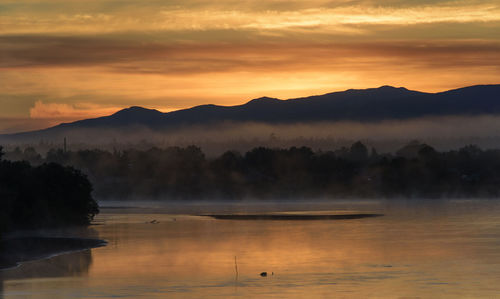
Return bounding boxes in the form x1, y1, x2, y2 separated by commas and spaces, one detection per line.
2, 84, 500, 141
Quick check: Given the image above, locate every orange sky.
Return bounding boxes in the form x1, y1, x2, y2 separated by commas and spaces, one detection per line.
1, 0, 499, 132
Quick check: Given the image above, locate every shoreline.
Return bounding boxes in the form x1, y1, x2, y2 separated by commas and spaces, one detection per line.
0, 237, 107, 270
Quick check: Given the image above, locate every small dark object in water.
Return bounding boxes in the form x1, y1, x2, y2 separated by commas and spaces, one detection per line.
150, 220, 159, 224
260, 272, 267, 277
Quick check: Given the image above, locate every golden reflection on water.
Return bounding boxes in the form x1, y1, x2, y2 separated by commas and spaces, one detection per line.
3, 200, 500, 298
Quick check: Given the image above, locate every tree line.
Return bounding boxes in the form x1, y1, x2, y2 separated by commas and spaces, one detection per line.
3, 141, 500, 200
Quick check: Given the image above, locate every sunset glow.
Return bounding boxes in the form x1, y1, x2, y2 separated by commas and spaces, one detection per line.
1, 0, 499, 132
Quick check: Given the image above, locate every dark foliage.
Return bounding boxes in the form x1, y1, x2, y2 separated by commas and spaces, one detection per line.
4, 142, 500, 200
0, 146, 99, 233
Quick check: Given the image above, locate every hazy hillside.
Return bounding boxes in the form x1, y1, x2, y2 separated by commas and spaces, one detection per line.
1, 84, 500, 147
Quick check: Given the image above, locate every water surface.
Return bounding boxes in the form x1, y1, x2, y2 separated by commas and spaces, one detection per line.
2, 200, 500, 298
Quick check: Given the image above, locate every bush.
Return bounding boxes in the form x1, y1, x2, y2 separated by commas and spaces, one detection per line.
0, 146, 98, 233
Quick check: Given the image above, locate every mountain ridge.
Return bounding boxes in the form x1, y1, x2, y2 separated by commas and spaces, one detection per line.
2, 84, 500, 140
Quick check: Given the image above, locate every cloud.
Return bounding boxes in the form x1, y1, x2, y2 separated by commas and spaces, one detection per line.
29, 100, 119, 120
1, 35, 500, 74
1, 1, 500, 34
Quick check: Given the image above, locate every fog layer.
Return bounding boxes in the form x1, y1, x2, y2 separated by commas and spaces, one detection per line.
3, 115, 500, 155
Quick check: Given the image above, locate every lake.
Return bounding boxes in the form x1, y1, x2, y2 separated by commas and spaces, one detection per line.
2, 199, 500, 298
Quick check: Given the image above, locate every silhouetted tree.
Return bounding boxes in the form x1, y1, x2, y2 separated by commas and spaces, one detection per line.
350, 141, 369, 161
0, 146, 98, 233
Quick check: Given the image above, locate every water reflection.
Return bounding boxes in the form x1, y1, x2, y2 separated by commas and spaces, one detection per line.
0, 227, 101, 299
2, 200, 500, 298
1, 250, 93, 280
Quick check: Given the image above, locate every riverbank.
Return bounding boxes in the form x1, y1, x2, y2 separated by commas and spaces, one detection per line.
0, 237, 107, 270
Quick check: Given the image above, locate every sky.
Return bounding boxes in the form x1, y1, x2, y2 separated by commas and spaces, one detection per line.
1, 0, 499, 133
